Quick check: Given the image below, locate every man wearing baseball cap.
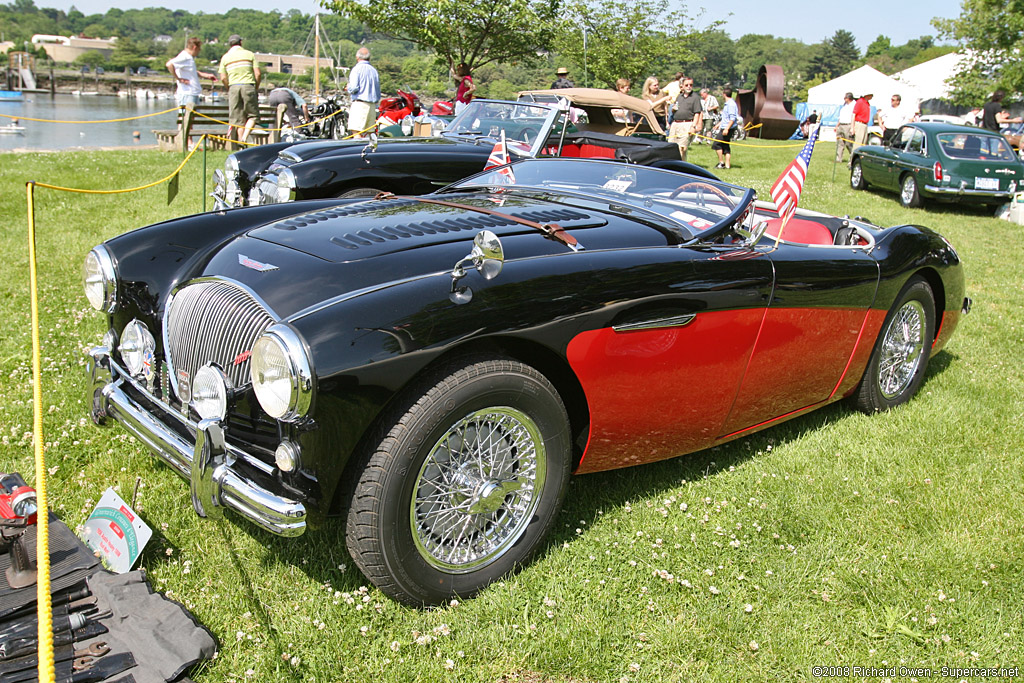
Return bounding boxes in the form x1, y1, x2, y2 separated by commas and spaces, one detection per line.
219, 34, 261, 149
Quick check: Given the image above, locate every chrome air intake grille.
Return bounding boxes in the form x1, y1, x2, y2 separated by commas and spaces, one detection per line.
164, 280, 276, 395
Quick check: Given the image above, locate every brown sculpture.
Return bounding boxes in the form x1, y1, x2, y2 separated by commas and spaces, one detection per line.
736, 65, 798, 139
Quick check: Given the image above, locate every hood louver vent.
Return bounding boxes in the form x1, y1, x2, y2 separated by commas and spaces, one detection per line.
328, 207, 603, 251
249, 198, 607, 262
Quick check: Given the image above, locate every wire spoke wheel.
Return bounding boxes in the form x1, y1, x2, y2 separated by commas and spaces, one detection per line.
411, 407, 545, 572
877, 299, 926, 399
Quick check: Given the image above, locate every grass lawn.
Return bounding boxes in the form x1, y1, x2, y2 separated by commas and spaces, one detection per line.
1, 140, 1021, 682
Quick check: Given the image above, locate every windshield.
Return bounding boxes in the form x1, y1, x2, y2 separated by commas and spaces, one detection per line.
447, 158, 756, 240
938, 132, 1017, 161
441, 100, 558, 157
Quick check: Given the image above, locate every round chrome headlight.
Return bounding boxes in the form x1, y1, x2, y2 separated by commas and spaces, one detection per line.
276, 168, 296, 203
83, 246, 117, 312
225, 154, 239, 174
193, 364, 231, 420
118, 320, 156, 379
250, 325, 313, 421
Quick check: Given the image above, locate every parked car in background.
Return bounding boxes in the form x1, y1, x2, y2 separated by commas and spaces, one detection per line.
86, 157, 968, 606
212, 96, 705, 209
850, 122, 1023, 208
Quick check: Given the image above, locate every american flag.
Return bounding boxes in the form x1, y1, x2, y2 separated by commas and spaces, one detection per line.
484, 130, 515, 182
769, 126, 819, 223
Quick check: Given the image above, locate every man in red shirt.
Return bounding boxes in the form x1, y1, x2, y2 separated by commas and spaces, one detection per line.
852, 93, 873, 151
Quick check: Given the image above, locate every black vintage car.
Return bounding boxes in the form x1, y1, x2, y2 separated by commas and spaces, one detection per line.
86, 158, 968, 606
212, 97, 705, 208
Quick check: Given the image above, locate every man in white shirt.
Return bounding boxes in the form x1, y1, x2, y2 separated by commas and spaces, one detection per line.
877, 94, 917, 143
165, 37, 216, 107
347, 47, 380, 138
835, 92, 855, 163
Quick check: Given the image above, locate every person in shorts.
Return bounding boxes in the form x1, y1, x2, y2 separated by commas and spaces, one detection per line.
218, 34, 261, 148
712, 87, 738, 169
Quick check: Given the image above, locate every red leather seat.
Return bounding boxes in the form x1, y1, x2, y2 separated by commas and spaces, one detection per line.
761, 217, 834, 246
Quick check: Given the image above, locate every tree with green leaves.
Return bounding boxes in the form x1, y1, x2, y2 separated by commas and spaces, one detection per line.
808, 29, 860, 80
934, 0, 1024, 104
552, 0, 703, 91
323, 0, 560, 73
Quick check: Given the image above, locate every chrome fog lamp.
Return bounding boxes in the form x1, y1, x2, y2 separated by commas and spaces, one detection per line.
224, 154, 241, 204
275, 441, 300, 472
212, 168, 225, 194
83, 246, 117, 312
276, 168, 296, 203
102, 327, 118, 352
192, 364, 231, 420
118, 320, 156, 379
250, 325, 313, 421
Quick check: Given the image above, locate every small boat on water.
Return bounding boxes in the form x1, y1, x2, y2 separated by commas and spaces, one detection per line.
71, 90, 101, 96
0, 123, 26, 134
0, 90, 24, 102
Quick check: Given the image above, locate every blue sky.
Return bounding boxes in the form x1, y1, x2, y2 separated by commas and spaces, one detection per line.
46, 0, 965, 51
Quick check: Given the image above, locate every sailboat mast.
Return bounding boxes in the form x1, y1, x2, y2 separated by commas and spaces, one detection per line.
314, 14, 320, 100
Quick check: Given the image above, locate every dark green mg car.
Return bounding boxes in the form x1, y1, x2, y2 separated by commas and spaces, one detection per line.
850, 122, 1024, 208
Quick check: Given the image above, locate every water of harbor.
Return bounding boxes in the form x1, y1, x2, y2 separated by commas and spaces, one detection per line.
0, 93, 181, 152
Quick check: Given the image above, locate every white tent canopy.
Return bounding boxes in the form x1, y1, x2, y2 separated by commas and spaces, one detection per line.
890, 52, 970, 102
808, 65, 921, 110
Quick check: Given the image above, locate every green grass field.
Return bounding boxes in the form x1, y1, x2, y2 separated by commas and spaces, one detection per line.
1, 141, 1021, 682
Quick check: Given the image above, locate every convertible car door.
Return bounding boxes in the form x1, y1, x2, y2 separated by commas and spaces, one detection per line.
881, 126, 927, 190
719, 241, 879, 437
568, 244, 774, 474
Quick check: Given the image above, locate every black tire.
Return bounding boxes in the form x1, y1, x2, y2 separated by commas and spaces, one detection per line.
899, 173, 922, 208
343, 355, 572, 606
850, 159, 867, 190
850, 277, 935, 413
338, 187, 385, 199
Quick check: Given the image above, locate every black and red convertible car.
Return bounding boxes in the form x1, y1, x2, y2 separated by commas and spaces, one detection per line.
85, 158, 968, 605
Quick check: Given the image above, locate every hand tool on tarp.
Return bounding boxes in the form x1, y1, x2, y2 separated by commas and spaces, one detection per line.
0, 602, 110, 659
4, 650, 135, 683
0, 631, 109, 675
0, 583, 91, 627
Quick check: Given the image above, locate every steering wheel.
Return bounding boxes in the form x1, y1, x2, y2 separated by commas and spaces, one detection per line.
669, 182, 735, 208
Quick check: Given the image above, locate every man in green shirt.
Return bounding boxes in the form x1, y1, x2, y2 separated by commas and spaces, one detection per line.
218, 34, 261, 148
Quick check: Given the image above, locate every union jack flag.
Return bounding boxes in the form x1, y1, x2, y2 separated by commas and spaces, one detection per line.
769, 126, 819, 223
484, 130, 515, 182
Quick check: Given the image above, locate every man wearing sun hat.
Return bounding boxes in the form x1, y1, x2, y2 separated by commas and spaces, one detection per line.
219, 34, 261, 149
551, 67, 574, 89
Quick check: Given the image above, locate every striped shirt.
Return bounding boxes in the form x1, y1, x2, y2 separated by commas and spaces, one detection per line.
218, 46, 257, 86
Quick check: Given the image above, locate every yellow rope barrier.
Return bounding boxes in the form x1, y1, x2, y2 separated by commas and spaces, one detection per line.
25, 135, 216, 682
0, 107, 179, 124
26, 181, 57, 683
34, 136, 207, 194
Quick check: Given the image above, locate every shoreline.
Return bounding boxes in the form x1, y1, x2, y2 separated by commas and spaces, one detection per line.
1, 144, 161, 154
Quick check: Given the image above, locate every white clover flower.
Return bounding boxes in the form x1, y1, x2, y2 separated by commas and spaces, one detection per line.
749, 641, 759, 651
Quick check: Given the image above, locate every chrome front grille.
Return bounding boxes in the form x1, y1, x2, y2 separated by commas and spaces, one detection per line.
164, 280, 276, 398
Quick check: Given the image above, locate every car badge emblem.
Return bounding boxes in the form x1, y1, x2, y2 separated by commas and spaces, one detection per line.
176, 369, 192, 403
233, 350, 252, 366
995, 168, 1015, 175
238, 254, 279, 272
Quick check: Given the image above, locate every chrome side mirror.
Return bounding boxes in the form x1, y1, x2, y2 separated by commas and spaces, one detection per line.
450, 230, 505, 303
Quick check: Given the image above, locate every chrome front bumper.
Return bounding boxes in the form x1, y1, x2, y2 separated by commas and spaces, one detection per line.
86, 346, 306, 537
